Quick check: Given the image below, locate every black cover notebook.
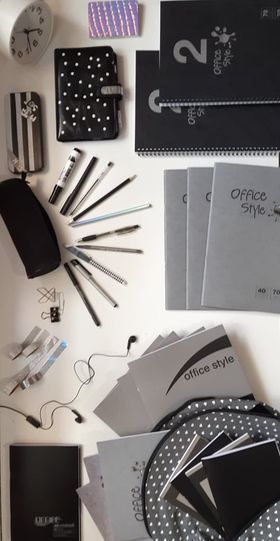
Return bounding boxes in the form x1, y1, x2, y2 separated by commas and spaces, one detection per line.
55, 46, 122, 142
171, 432, 231, 534
160, 0, 280, 106
135, 51, 280, 155
10, 445, 81, 541
202, 440, 280, 540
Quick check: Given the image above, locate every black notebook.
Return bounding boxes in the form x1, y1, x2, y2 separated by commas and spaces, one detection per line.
135, 51, 280, 155
55, 46, 122, 142
160, 0, 280, 106
10, 445, 81, 541
202, 440, 280, 540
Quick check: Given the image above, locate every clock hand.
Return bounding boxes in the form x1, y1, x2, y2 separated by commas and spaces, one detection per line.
26, 33, 32, 53
28, 28, 41, 33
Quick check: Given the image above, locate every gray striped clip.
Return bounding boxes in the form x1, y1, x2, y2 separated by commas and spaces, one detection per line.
5, 91, 44, 174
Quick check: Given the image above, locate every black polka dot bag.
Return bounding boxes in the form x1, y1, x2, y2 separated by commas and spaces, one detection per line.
142, 397, 280, 541
54, 46, 123, 142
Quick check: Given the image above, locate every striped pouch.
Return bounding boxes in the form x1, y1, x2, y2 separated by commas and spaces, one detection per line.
5, 91, 43, 174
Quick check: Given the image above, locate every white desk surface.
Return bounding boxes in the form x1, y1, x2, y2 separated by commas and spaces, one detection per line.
0, 1, 280, 540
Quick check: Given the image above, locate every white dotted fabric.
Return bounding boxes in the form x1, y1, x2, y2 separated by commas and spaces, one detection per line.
143, 399, 280, 541
55, 46, 119, 141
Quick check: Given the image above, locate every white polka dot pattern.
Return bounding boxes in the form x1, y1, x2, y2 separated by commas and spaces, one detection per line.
143, 399, 280, 541
55, 46, 120, 142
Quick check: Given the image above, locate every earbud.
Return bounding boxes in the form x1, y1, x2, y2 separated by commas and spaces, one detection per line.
127, 335, 137, 352
71, 409, 84, 424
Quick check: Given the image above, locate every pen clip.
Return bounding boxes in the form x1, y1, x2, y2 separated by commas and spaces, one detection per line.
71, 259, 91, 277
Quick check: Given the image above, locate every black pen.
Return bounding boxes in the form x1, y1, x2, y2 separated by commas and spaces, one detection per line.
60, 156, 98, 215
72, 176, 134, 222
64, 262, 101, 327
75, 225, 140, 243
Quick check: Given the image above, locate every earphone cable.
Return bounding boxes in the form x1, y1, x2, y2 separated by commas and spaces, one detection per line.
39, 349, 130, 430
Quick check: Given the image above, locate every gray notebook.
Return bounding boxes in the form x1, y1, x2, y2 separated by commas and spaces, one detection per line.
97, 431, 168, 541
94, 333, 181, 435
186, 167, 213, 309
129, 325, 252, 426
77, 455, 114, 541
164, 169, 188, 309
202, 163, 280, 312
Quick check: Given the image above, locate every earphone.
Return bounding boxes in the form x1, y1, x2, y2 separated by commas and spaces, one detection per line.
0, 336, 137, 430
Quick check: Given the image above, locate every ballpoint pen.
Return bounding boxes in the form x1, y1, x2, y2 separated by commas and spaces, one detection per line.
75, 225, 140, 243
64, 262, 101, 327
76, 245, 143, 254
70, 161, 114, 216
60, 156, 98, 215
68, 203, 152, 227
72, 176, 135, 222
64, 245, 127, 285
70, 259, 118, 308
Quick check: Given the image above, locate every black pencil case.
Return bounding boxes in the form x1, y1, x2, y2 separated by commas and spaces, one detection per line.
55, 46, 123, 142
0, 178, 61, 279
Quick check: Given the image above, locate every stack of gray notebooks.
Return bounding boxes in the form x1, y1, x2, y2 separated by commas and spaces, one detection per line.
78, 325, 253, 541
165, 163, 280, 313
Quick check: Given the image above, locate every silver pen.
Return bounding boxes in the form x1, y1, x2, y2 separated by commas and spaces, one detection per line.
75, 225, 140, 243
64, 245, 127, 285
76, 245, 143, 254
70, 259, 118, 308
68, 203, 152, 227
70, 161, 114, 216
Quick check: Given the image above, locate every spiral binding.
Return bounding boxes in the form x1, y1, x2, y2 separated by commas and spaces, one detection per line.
88, 256, 127, 285
160, 98, 280, 106
137, 147, 280, 156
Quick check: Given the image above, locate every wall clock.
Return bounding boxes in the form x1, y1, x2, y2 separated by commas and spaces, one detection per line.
0, 0, 53, 64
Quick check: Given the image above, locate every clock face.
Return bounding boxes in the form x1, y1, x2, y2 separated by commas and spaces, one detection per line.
10, 1, 53, 64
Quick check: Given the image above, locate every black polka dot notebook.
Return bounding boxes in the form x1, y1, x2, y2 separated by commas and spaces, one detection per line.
54, 46, 123, 142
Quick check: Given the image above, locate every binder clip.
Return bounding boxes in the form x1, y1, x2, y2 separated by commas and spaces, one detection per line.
41, 292, 65, 323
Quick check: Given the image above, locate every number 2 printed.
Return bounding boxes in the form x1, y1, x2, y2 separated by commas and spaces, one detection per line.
173, 39, 207, 64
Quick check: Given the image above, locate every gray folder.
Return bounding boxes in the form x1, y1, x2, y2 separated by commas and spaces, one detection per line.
164, 169, 188, 309
202, 163, 280, 312
129, 325, 252, 426
97, 431, 168, 541
186, 167, 213, 309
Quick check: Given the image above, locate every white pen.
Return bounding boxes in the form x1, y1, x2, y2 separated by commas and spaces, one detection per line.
70, 259, 118, 308
68, 203, 152, 227
70, 161, 114, 216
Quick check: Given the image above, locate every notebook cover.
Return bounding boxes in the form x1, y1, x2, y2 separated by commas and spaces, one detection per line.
135, 50, 280, 154
10, 445, 80, 541
186, 168, 213, 309
94, 333, 181, 435
160, 0, 280, 106
170, 432, 232, 534
182, 434, 252, 531
77, 454, 114, 541
97, 431, 168, 541
164, 169, 188, 309
202, 440, 280, 539
160, 434, 208, 500
202, 163, 280, 312
55, 46, 120, 142
129, 325, 252, 426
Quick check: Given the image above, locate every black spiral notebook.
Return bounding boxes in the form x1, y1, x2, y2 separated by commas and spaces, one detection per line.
160, 0, 280, 106
135, 51, 280, 155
